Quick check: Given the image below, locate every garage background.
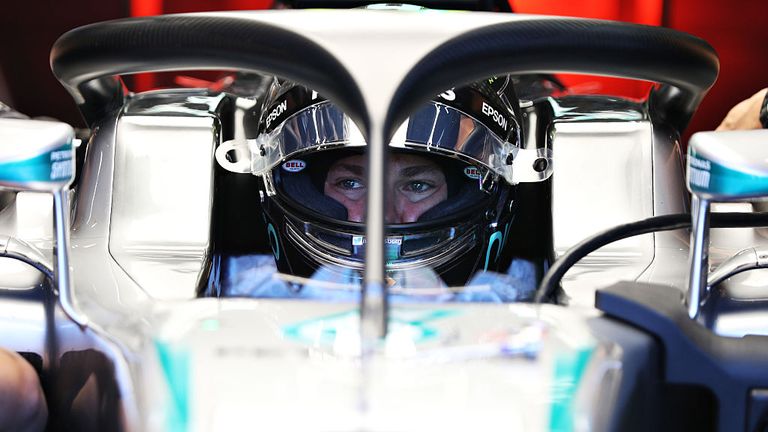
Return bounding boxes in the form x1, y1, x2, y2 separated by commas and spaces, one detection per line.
1, 0, 765, 143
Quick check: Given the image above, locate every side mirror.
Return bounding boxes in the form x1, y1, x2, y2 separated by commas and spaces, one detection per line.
686, 129, 768, 319
688, 130, 768, 200
0, 118, 75, 190
0, 118, 86, 327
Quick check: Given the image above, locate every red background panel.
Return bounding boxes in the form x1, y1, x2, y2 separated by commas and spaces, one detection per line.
1, 0, 766, 138
0, 0, 127, 127
664, 0, 768, 140
129, 0, 272, 91
512, 0, 663, 101
512, 0, 768, 140
131, 0, 272, 14
512, 0, 663, 23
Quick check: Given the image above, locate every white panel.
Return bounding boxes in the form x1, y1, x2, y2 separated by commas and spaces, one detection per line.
552, 121, 655, 306
552, 121, 654, 256
110, 116, 216, 299
15, 192, 52, 241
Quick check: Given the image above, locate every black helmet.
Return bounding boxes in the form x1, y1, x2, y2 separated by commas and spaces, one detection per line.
252, 76, 529, 287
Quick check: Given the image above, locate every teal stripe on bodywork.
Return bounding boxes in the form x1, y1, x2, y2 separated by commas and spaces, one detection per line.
688, 148, 768, 197
0, 143, 72, 183
282, 308, 461, 345
267, 223, 280, 260
549, 347, 594, 432
403, 308, 460, 323
155, 340, 190, 432
484, 230, 504, 271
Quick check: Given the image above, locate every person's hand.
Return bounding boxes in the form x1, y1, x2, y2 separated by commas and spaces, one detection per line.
0, 349, 47, 432
716, 88, 768, 131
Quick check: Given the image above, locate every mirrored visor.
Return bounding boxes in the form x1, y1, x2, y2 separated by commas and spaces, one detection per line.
252, 101, 517, 183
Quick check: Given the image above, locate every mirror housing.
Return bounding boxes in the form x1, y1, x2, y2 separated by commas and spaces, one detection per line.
0, 118, 75, 191
686, 129, 768, 320
687, 130, 768, 200
0, 117, 85, 327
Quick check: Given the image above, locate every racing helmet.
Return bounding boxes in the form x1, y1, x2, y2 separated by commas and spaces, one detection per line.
252, 76, 523, 287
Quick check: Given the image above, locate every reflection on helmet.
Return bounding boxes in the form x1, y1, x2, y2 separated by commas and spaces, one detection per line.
256, 76, 522, 288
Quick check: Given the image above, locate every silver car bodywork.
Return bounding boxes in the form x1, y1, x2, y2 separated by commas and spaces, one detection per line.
1, 8, 764, 431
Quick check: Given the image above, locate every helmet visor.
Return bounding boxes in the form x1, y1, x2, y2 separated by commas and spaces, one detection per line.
252, 101, 517, 183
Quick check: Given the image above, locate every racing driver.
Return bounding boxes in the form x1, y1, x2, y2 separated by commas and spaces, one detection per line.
223, 75, 547, 301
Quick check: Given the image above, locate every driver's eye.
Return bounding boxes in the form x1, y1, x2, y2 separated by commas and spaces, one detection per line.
404, 181, 433, 193
339, 178, 365, 190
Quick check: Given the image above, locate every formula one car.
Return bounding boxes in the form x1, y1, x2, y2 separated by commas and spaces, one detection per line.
1, 5, 768, 432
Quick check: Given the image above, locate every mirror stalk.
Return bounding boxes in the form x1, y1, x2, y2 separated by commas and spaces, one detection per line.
52, 189, 87, 328
686, 195, 710, 319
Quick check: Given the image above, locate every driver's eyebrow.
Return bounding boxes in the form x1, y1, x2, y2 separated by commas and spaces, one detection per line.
400, 165, 441, 178
333, 163, 364, 176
